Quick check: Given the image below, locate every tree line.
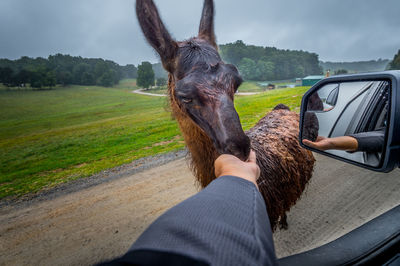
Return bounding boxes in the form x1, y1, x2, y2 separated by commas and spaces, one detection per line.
388, 49, 400, 70
219, 40, 323, 81
320, 59, 390, 74
3, 48, 398, 89
0, 54, 138, 89
136, 61, 167, 89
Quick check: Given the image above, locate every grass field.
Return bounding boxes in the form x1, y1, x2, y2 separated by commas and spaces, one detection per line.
137, 81, 265, 94
0, 80, 309, 199
237, 81, 265, 92
145, 86, 168, 94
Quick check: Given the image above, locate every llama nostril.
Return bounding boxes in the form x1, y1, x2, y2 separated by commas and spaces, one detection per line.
224, 137, 250, 161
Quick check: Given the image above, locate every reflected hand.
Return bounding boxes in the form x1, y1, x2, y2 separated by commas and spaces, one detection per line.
323, 106, 334, 112
303, 136, 358, 152
303, 136, 333, 150
214, 150, 260, 189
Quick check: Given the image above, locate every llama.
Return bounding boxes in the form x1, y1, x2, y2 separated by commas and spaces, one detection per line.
136, 0, 315, 230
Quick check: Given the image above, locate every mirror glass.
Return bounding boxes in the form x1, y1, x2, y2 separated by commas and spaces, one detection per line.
302, 80, 389, 167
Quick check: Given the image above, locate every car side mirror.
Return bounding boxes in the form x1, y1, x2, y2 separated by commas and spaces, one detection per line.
299, 70, 400, 172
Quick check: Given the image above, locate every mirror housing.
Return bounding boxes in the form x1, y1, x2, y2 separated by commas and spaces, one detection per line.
299, 70, 400, 172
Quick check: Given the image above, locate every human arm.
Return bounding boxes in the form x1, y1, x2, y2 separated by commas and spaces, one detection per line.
98, 151, 277, 266
303, 129, 385, 153
303, 135, 359, 151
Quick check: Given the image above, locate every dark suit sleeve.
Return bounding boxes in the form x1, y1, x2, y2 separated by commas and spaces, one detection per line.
348, 129, 385, 153
100, 175, 277, 266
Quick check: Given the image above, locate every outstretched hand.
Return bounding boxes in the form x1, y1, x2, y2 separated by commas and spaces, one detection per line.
214, 150, 260, 190
303, 136, 358, 152
303, 136, 333, 150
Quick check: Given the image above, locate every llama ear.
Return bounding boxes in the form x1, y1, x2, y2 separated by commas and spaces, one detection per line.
136, 0, 178, 72
198, 0, 217, 49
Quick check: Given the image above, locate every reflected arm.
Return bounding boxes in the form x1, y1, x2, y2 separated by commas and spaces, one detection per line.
303, 136, 358, 151
303, 129, 385, 153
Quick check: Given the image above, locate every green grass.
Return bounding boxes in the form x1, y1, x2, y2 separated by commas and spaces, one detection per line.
0, 83, 60, 91
237, 81, 265, 92
114, 79, 137, 89
0, 81, 309, 199
143, 81, 264, 94
0, 83, 183, 198
145, 86, 168, 94
235, 86, 310, 130
136, 81, 274, 94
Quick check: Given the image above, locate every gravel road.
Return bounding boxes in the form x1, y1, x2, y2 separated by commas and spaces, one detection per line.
1, 153, 399, 265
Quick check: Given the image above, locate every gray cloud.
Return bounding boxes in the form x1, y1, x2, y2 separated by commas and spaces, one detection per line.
0, 0, 399, 65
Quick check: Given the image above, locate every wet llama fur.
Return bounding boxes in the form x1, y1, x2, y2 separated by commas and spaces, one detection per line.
168, 74, 315, 230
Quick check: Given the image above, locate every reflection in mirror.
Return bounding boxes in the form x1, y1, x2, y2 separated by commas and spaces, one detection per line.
307, 83, 339, 112
302, 80, 389, 167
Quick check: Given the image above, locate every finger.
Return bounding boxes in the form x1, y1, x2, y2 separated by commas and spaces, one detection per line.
247, 150, 257, 163
303, 139, 318, 149
255, 164, 261, 179
214, 154, 238, 174
215, 154, 235, 163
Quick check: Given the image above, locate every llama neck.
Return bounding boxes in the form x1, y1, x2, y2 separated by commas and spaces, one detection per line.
174, 107, 219, 187
168, 75, 218, 187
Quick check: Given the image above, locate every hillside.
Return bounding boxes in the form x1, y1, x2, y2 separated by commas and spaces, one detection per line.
219, 40, 323, 81
320, 59, 390, 73
0, 81, 309, 199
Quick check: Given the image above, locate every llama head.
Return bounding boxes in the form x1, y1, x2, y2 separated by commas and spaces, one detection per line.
136, 0, 250, 161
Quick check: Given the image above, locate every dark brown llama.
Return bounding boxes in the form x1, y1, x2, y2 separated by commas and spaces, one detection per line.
136, 0, 315, 230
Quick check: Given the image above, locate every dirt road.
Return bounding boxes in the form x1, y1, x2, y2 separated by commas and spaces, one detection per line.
132, 89, 167, 97
1, 153, 399, 265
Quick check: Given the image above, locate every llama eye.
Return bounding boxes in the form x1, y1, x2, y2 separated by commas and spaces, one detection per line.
181, 97, 192, 104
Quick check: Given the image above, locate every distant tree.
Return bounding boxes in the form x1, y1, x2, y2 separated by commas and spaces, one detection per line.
110, 69, 119, 85
43, 71, 56, 88
13, 69, 32, 87
58, 71, 73, 86
98, 70, 114, 87
28, 69, 56, 89
73, 63, 90, 84
30, 80, 42, 89
321, 60, 390, 73
137, 61, 155, 89
121, 64, 138, 79
152, 63, 168, 79
30, 70, 44, 88
94, 60, 108, 78
293, 65, 305, 78
219, 40, 322, 80
388, 50, 400, 70
0, 54, 162, 88
81, 72, 95, 85
219, 40, 247, 65
256, 60, 275, 80
238, 58, 260, 80
334, 69, 348, 75
272, 55, 291, 80
156, 77, 167, 87
0, 67, 14, 86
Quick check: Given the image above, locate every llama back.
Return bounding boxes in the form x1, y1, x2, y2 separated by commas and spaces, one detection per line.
246, 108, 315, 230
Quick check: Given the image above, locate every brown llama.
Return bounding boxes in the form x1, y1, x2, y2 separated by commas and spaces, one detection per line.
136, 0, 315, 230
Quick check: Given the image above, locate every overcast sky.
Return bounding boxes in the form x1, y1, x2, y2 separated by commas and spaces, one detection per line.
0, 0, 399, 65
